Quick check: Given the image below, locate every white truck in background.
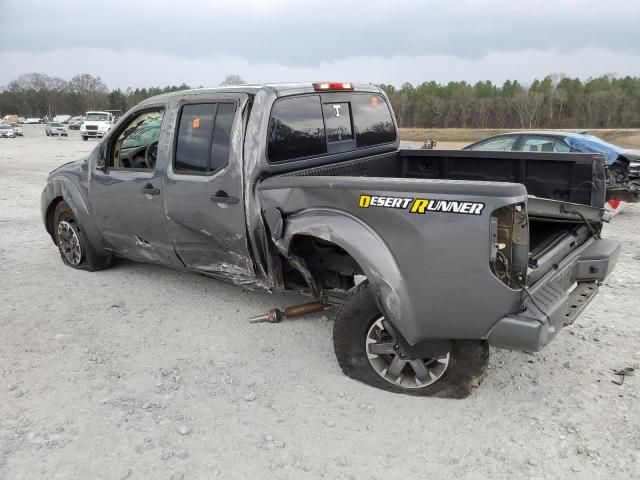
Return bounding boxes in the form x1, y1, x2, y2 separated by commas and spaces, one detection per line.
80, 111, 114, 141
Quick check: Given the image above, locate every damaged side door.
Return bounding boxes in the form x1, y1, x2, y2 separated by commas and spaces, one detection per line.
163, 94, 255, 280
88, 104, 181, 265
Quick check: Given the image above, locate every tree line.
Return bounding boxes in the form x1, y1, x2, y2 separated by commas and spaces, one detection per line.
380, 75, 640, 129
2, 72, 640, 129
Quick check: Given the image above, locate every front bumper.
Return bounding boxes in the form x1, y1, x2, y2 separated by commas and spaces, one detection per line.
82, 130, 107, 137
487, 237, 620, 351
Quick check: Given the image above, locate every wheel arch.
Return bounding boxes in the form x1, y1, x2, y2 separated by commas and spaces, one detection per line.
277, 208, 418, 343
42, 176, 107, 254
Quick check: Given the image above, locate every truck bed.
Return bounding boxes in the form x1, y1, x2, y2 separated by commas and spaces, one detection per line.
259, 148, 614, 348
281, 148, 607, 285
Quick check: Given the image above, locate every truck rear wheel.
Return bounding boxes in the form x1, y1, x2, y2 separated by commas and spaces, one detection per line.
333, 282, 489, 398
53, 201, 113, 271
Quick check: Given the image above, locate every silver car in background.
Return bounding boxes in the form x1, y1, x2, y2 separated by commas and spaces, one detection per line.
45, 122, 68, 137
0, 123, 16, 138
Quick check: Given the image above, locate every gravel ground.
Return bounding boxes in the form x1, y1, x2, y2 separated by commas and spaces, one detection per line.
1, 125, 639, 479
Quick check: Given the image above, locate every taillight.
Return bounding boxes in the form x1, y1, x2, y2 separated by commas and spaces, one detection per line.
313, 82, 354, 91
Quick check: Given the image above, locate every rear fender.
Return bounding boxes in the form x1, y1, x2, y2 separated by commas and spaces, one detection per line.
276, 208, 414, 341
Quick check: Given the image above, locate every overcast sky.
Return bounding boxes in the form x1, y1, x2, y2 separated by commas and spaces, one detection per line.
1, 0, 639, 89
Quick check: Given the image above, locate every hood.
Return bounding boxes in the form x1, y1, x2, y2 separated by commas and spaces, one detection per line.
49, 158, 85, 175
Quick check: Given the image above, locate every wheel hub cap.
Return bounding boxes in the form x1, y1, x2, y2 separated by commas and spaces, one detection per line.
366, 317, 450, 388
57, 220, 82, 266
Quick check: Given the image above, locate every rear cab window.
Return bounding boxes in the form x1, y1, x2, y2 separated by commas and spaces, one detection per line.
267, 92, 396, 163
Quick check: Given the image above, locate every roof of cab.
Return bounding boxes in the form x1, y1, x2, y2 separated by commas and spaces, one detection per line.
137, 82, 383, 106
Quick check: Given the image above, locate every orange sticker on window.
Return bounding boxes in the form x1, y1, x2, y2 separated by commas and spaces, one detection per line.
192, 118, 200, 128
370, 96, 379, 107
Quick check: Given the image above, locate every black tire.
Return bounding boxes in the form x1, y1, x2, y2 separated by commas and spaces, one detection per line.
333, 282, 489, 398
82, 136, 88, 141
53, 201, 113, 271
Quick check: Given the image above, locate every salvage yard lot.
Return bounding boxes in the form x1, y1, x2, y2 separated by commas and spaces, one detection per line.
1, 125, 639, 479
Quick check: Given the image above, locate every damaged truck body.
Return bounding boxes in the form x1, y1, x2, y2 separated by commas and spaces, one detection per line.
41, 82, 620, 397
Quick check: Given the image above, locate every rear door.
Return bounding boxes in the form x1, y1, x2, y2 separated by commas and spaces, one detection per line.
163, 94, 254, 280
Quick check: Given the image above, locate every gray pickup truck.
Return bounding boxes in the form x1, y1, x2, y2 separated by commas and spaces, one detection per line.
41, 82, 620, 397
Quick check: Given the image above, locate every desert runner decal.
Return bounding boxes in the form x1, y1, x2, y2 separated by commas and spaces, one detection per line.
358, 194, 484, 216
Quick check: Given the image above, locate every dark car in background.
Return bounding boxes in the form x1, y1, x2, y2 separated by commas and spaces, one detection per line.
464, 131, 639, 207
465, 131, 640, 178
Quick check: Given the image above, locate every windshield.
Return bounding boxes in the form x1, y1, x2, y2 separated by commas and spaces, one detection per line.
86, 113, 109, 122
0, 124, 11, 129
564, 134, 624, 165
51, 122, 63, 127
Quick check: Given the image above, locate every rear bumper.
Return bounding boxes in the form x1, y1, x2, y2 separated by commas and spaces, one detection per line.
487, 237, 620, 351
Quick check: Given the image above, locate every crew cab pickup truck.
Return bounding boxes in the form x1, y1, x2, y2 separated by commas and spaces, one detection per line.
41, 82, 620, 397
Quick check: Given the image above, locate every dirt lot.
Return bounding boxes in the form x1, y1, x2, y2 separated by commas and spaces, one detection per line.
1, 125, 639, 479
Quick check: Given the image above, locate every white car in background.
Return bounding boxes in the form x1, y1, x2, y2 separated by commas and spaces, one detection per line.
12, 124, 23, 136
23, 117, 42, 124
0, 123, 16, 138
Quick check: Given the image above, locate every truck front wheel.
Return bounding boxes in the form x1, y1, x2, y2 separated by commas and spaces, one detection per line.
333, 282, 489, 398
53, 201, 113, 271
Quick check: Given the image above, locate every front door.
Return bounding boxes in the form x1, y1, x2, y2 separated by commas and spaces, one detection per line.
163, 95, 254, 281
89, 105, 179, 265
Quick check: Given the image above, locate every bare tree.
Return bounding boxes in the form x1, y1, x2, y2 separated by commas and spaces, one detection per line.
219, 74, 247, 86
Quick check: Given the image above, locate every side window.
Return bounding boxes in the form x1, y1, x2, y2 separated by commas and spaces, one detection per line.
112, 109, 164, 169
268, 95, 327, 163
174, 103, 236, 173
519, 137, 568, 153
351, 94, 396, 147
470, 136, 517, 151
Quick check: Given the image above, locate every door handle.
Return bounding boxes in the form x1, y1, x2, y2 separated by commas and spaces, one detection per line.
210, 191, 239, 205
142, 183, 160, 196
